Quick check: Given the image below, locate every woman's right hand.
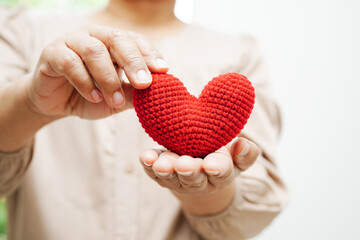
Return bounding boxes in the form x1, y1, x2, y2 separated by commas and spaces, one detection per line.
27, 24, 168, 120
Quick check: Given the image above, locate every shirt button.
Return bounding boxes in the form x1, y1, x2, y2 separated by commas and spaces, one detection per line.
124, 162, 135, 174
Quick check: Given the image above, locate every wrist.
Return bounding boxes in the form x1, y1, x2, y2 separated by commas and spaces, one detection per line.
23, 74, 63, 124
0, 75, 58, 152
172, 181, 235, 216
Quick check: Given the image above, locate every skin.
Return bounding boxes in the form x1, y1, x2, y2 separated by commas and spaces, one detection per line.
140, 138, 260, 215
0, 0, 261, 216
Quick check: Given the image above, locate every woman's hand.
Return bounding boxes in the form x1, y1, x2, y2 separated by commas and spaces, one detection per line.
27, 24, 168, 120
1, 24, 168, 151
139, 137, 260, 215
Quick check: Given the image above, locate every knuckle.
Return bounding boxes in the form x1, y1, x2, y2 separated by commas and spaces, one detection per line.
74, 78, 90, 90
110, 29, 131, 42
61, 52, 79, 72
124, 53, 145, 68
104, 72, 119, 82
107, 31, 131, 53
98, 73, 119, 88
83, 41, 107, 56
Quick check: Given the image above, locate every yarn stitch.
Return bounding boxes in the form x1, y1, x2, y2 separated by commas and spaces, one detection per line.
133, 73, 255, 158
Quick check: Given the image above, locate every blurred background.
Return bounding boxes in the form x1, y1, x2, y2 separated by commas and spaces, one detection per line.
0, 0, 359, 239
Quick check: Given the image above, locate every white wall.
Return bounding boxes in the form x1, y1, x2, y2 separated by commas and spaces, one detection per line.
176, 0, 360, 239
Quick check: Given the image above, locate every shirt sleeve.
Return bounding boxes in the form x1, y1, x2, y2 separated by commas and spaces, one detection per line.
0, 8, 35, 198
0, 8, 32, 87
0, 140, 34, 198
183, 36, 288, 240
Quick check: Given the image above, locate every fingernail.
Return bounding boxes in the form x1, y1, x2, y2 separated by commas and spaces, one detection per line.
156, 172, 170, 177
239, 139, 250, 156
206, 170, 220, 176
136, 70, 152, 84
177, 171, 193, 176
155, 58, 169, 69
112, 91, 124, 107
143, 161, 152, 167
91, 89, 102, 102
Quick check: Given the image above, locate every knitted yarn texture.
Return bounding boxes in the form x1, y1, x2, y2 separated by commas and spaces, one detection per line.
133, 73, 255, 158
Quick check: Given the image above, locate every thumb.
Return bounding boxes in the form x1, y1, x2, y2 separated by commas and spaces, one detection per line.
229, 137, 260, 171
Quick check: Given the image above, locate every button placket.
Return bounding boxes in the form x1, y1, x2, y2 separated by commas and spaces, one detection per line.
95, 117, 117, 240
113, 112, 139, 240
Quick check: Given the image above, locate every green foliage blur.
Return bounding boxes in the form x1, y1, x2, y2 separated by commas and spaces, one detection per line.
0, 199, 6, 239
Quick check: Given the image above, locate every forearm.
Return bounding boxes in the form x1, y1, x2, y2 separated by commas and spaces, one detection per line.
173, 181, 235, 216
183, 156, 288, 240
0, 74, 57, 152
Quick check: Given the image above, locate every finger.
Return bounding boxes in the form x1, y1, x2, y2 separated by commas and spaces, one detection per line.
130, 32, 169, 73
174, 156, 207, 192
230, 137, 260, 171
115, 68, 132, 110
121, 81, 134, 110
203, 147, 237, 187
44, 42, 103, 103
140, 149, 159, 169
152, 151, 178, 179
65, 35, 124, 109
87, 26, 152, 89
139, 149, 164, 179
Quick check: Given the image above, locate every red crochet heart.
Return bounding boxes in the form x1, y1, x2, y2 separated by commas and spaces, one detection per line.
133, 73, 255, 158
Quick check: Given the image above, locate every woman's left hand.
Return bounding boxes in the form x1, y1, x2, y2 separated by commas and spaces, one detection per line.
139, 137, 260, 215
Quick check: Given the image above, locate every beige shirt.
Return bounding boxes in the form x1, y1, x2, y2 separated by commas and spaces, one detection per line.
0, 8, 288, 240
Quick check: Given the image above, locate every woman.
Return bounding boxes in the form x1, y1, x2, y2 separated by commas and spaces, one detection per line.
0, 0, 287, 239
